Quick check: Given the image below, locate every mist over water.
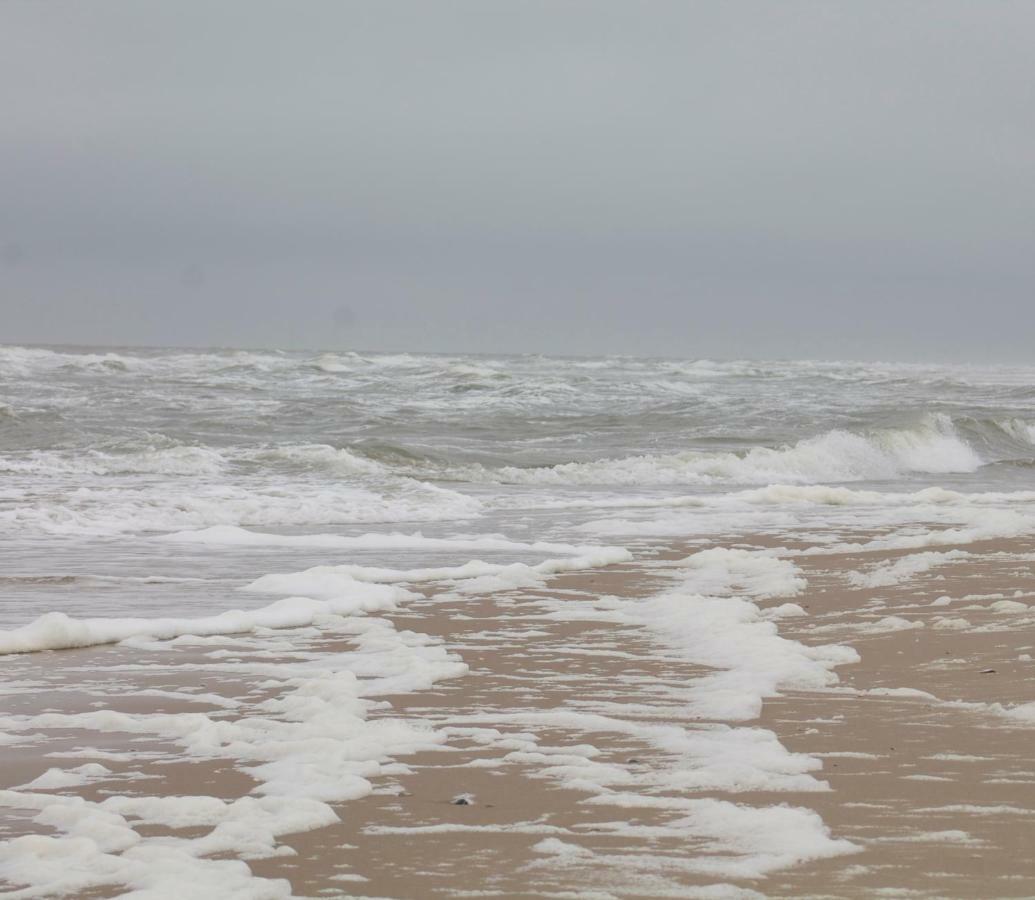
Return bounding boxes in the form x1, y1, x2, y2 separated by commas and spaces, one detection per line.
1, 343, 1034, 625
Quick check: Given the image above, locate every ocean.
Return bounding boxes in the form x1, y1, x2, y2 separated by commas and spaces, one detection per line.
2, 343, 1035, 897
1, 343, 1034, 629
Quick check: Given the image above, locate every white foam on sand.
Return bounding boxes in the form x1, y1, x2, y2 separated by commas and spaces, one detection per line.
0, 612, 468, 897
847, 550, 970, 588
440, 713, 858, 885
16, 764, 113, 791
529, 795, 857, 880
443, 546, 859, 884
617, 549, 857, 721
841, 685, 1035, 728
0, 581, 409, 655
244, 547, 633, 600
0, 542, 646, 896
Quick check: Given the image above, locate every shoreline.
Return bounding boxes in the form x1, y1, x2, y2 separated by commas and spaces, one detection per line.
2, 532, 1035, 897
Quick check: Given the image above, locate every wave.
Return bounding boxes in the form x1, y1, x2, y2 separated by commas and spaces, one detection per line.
166, 415, 1019, 490
574, 482, 1035, 542
445, 361, 509, 380
962, 416, 1035, 454
0, 583, 407, 654
3, 415, 1031, 540
0, 345, 301, 379
435, 415, 1031, 487
0, 443, 387, 479
252, 443, 385, 475
158, 525, 604, 556
0, 480, 482, 537
309, 351, 366, 373
0, 346, 145, 376
0, 445, 228, 478
5, 343, 1035, 385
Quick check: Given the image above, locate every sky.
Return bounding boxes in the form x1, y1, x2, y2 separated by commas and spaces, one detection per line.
2, 1, 1033, 361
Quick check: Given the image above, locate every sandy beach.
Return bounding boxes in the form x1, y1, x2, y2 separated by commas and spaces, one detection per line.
3, 522, 1034, 898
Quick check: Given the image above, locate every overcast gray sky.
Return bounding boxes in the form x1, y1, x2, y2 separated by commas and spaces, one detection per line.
2, 1, 1033, 360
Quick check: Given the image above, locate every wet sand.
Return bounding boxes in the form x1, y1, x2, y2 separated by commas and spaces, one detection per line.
2, 532, 1035, 898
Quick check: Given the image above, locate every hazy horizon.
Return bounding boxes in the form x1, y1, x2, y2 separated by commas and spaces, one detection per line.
9, 339, 1035, 371
3, 2, 1034, 362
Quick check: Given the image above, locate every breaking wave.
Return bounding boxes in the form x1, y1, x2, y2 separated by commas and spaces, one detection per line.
436, 415, 1032, 487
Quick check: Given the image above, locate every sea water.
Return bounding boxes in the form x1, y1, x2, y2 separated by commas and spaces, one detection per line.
1, 344, 1034, 631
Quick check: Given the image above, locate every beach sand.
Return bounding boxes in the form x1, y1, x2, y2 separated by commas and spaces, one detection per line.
2, 531, 1035, 898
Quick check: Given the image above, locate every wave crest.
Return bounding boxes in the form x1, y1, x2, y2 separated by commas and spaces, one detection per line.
451, 416, 987, 487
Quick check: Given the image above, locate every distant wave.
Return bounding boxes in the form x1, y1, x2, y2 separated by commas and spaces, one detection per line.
0, 445, 228, 477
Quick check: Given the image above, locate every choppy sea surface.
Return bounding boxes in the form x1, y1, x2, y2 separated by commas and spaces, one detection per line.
1, 343, 1034, 629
